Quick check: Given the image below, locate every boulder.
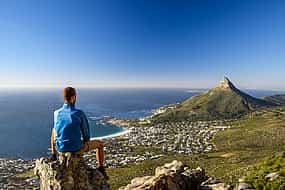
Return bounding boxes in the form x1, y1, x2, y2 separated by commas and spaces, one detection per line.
237, 183, 255, 190
119, 160, 207, 190
237, 177, 256, 190
34, 153, 109, 190
200, 177, 233, 190
265, 172, 279, 181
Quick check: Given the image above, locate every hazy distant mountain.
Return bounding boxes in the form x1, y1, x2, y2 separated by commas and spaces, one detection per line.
153, 77, 277, 122
262, 94, 285, 106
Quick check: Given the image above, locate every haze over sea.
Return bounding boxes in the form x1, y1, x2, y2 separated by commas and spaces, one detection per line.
0, 88, 283, 160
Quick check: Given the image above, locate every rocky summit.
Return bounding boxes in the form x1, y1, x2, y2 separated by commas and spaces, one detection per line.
34, 154, 109, 190
217, 77, 235, 90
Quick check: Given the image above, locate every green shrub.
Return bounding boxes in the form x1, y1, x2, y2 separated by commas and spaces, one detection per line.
245, 151, 285, 189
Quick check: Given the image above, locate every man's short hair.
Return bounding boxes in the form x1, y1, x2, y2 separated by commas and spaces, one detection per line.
63, 87, 76, 102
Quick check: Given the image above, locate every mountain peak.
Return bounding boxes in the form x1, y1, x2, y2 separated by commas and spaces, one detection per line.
153, 77, 277, 122
218, 77, 235, 90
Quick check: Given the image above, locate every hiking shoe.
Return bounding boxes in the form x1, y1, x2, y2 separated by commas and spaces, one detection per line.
50, 154, 57, 161
98, 166, 109, 180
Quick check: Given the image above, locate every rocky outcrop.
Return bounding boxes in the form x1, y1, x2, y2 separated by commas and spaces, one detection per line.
218, 77, 235, 90
119, 160, 233, 190
34, 153, 109, 190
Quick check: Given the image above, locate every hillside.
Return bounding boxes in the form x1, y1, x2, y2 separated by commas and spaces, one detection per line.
153, 77, 276, 122
263, 94, 285, 106
106, 106, 285, 189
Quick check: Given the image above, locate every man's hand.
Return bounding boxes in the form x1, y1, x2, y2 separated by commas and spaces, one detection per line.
51, 154, 57, 161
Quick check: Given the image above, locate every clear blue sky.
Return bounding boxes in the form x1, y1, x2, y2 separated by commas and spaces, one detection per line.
0, 0, 285, 89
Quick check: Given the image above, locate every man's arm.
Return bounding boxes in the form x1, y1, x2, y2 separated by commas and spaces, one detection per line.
80, 112, 90, 142
50, 128, 57, 160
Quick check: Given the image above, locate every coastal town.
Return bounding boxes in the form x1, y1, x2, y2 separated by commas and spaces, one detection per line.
87, 119, 233, 168
0, 158, 38, 189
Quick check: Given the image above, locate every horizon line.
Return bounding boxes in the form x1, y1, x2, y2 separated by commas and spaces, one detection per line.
0, 85, 285, 91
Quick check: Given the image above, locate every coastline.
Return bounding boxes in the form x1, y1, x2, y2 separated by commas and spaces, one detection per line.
90, 116, 133, 140
90, 128, 131, 140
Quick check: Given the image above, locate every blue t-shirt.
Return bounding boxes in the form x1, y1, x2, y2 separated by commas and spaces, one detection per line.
54, 103, 90, 152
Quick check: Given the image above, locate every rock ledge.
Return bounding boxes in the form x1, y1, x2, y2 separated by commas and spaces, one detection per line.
34, 156, 109, 190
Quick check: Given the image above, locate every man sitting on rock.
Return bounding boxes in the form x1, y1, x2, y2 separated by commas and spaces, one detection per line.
50, 87, 108, 179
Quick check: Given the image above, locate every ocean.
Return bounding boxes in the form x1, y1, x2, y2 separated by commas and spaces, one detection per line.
0, 88, 283, 159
